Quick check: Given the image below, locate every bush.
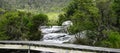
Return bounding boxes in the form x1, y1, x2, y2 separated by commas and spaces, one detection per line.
0, 10, 48, 40
72, 31, 98, 45
26, 13, 48, 40
58, 14, 68, 25
73, 37, 90, 45
100, 30, 120, 48
32, 14, 48, 26
0, 11, 22, 40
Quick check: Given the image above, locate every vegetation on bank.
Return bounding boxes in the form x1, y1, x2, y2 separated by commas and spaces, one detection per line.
0, 9, 48, 40
0, 0, 70, 26
0, 0, 120, 49
58, 0, 120, 48
0, 0, 70, 13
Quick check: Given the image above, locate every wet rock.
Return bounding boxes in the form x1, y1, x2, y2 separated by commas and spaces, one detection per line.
62, 20, 73, 27
40, 26, 63, 34
42, 33, 72, 43
68, 31, 88, 43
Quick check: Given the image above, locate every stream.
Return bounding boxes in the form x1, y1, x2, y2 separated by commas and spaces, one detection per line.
40, 21, 73, 43
0, 21, 92, 53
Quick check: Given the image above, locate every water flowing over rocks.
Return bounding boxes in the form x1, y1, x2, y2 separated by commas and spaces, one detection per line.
40, 26, 72, 43
40, 21, 87, 44
39, 21, 73, 43
42, 33, 71, 43
40, 26, 64, 34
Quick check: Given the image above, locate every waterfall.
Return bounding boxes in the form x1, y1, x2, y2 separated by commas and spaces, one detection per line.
40, 21, 73, 43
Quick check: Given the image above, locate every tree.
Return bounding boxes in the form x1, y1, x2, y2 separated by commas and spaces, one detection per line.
60, 0, 99, 34
112, 0, 120, 32
59, 0, 100, 45
27, 13, 48, 40
59, 0, 120, 47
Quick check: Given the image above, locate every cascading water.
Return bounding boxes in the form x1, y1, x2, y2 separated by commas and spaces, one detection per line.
42, 33, 71, 43
40, 21, 73, 43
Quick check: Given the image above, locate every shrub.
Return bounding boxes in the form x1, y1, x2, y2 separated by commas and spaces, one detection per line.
58, 14, 68, 25
100, 30, 120, 48
0, 10, 48, 40
27, 13, 48, 40
32, 13, 48, 26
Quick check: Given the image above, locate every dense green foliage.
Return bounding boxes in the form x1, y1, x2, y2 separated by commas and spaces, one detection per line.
0, 10, 48, 40
100, 30, 120, 48
0, 0, 120, 49
59, 0, 120, 48
27, 14, 48, 40
0, 0, 70, 13
0, 0, 71, 26
112, 0, 120, 32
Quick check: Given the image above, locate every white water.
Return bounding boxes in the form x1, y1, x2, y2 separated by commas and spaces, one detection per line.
42, 33, 71, 43
40, 21, 73, 43
40, 26, 63, 34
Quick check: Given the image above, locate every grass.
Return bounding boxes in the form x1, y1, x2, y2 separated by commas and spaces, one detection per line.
46, 12, 62, 26
46, 12, 59, 21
